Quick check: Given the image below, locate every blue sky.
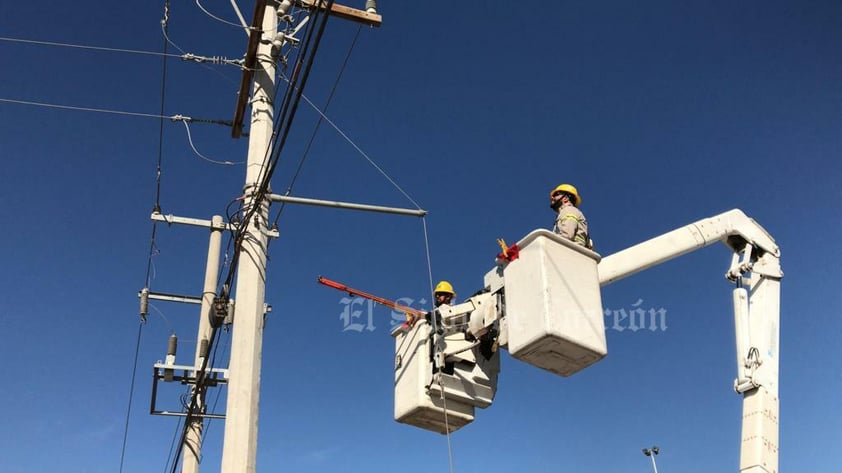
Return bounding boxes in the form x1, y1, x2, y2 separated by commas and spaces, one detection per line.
1, 1, 840, 472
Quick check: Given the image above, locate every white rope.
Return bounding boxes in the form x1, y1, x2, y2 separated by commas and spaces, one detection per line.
438, 377, 456, 473
179, 121, 242, 166
280, 73, 424, 210
148, 303, 174, 334
195, 0, 249, 29
420, 217, 456, 473
160, 21, 190, 56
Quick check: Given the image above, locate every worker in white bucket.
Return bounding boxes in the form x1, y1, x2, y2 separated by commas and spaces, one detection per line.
419, 280, 455, 328
549, 183, 593, 249
407, 280, 455, 328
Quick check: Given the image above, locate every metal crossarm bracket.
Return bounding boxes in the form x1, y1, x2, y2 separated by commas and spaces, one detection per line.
139, 290, 203, 305
150, 363, 230, 419
151, 212, 280, 238
268, 194, 426, 217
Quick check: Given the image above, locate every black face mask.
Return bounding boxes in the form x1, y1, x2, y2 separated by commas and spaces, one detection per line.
550, 199, 563, 210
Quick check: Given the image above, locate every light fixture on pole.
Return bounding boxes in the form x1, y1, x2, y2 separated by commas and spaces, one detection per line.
642, 446, 660, 473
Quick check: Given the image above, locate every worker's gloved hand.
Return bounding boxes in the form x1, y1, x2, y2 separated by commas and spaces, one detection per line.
496, 244, 520, 263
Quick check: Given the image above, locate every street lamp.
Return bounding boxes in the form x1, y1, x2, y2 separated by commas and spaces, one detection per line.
642, 446, 660, 473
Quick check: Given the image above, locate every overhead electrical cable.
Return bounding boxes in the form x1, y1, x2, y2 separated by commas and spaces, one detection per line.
121, 4, 174, 472
199, 330, 231, 446
0, 98, 234, 127
118, 322, 145, 473
168, 324, 224, 473
261, 2, 333, 192
0, 97, 172, 119
218, 0, 333, 294
0, 35, 183, 58
158, 7, 243, 85
0, 34, 243, 68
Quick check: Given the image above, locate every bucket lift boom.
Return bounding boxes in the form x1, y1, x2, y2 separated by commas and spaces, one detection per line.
393, 209, 781, 473
597, 208, 781, 473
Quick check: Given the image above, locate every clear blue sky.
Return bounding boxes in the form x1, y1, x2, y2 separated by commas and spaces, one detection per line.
1, 1, 840, 472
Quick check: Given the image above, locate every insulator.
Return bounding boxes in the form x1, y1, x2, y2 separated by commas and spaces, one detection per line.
139, 287, 149, 319
278, 0, 293, 16
167, 334, 178, 357
365, 0, 377, 14
199, 338, 209, 358
224, 301, 236, 325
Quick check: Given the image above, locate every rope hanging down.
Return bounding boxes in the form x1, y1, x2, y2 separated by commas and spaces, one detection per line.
420, 217, 457, 473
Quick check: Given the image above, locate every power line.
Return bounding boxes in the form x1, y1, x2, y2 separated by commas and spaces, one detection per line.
118, 322, 146, 473
0, 35, 244, 68
148, 0, 172, 285
0, 97, 170, 119
218, 0, 332, 294
0, 35, 183, 58
0, 98, 236, 130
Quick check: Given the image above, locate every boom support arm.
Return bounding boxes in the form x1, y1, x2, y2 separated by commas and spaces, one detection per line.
598, 209, 779, 286
597, 209, 781, 473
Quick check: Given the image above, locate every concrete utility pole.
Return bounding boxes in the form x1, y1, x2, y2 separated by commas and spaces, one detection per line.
220, 2, 277, 472
218, 2, 381, 472
182, 216, 224, 473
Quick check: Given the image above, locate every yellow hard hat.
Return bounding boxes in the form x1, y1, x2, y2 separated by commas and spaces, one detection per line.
550, 183, 582, 206
434, 280, 455, 295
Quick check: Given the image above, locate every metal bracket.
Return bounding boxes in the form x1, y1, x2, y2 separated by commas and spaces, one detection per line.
151, 212, 280, 238
139, 290, 203, 305
726, 243, 755, 282
150, 362, 229, 419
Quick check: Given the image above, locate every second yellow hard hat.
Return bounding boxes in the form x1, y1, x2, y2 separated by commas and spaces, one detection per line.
434, 280, 455, 295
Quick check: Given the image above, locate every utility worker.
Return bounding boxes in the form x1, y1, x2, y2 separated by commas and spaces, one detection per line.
433, 280, 455, 307
550, 183, 592, 249
413, 280, 455, 328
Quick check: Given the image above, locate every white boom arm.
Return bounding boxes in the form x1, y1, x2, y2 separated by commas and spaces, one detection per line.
598, 209, 782, 473
598, 209, 779, 285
